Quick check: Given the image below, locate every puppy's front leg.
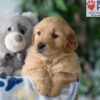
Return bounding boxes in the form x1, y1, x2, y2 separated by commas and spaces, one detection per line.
22, 67, 51, 95
34, 69, 51, 96
48, 73, 66, 96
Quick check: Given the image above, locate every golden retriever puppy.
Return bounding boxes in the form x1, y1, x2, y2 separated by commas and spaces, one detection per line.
22, 16, 81, 97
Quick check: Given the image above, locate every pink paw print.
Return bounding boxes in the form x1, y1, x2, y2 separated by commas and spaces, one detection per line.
86, 0, 95, 10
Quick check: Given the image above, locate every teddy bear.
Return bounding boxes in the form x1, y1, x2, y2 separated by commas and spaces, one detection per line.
0, 12, 38, 76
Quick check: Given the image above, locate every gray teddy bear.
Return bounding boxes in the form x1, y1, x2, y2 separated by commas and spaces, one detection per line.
0, 12, 38, 76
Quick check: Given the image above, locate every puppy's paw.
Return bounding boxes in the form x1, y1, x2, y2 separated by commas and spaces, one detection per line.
48, 88, 60, 96
37, 84, 51, 96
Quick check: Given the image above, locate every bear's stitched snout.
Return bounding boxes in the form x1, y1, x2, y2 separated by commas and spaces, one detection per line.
15, 34, 23, 42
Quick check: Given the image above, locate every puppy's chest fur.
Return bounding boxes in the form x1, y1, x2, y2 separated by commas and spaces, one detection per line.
41, 58, 57, 76
24, 47, 80, 80
39, 53, 80, 77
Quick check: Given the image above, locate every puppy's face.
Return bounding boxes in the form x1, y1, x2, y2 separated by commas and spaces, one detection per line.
32, 17, 78, 56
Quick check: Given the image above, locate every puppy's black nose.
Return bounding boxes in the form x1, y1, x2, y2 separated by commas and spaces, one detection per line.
38, 42, 45, 50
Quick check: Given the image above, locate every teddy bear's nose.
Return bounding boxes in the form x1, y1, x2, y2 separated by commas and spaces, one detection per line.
15, 35, 23, 42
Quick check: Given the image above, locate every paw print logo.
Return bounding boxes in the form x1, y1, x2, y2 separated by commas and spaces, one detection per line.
86, 0, 96, 10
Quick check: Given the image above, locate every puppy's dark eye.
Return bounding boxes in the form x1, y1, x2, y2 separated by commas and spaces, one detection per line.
8, 27, 11, 31
52, 33, 58, 39
37, 31, 41, 35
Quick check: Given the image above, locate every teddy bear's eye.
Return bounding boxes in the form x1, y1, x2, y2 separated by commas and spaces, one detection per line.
8, 27, 12, 31
19, 29, 25, 35
18, 24, 27, 35
52, 33, 58, 39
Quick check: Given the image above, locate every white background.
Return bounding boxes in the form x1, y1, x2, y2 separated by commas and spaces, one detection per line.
0, 0, 20, 11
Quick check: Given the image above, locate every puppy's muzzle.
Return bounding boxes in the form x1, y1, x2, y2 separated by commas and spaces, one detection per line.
37, 42, 45, 53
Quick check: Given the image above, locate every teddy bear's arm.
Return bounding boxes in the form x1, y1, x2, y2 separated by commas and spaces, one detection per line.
0, 58, 13, 76
0, 66, 13, 76
0, 66, 5, 75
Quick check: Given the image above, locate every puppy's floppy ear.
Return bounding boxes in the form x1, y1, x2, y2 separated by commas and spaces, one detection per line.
65, 29, 78, 53
32, 25, 38, 45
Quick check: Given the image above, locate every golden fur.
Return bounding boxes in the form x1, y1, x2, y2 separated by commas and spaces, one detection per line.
22, 17, 81, 97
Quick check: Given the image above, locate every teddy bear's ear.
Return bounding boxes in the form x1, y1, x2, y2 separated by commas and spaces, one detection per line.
22, 12, 38, 25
